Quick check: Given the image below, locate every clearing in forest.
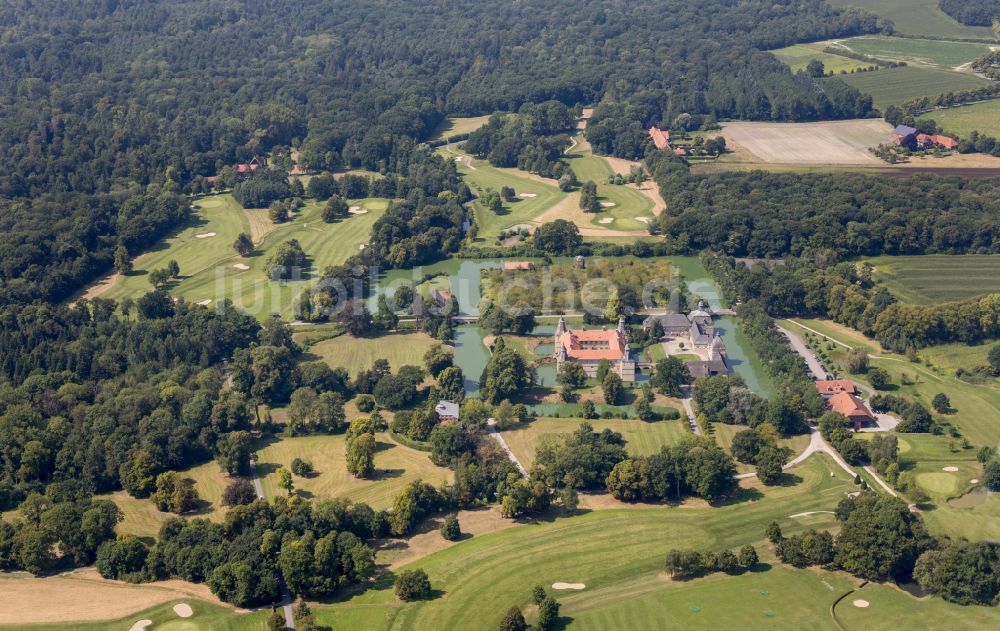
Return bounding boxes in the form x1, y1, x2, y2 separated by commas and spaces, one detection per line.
718, 120, 890, 165
865, 254, 1000, 304
835, 65, 991, 109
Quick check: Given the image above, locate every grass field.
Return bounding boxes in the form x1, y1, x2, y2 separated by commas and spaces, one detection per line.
500, 417, 692, 468
564, 136, 656, 231
96, 459, 233, 540
713, 424, 812, 475
315, 455, 875, 630
771, 42, 878, 74
304, 331, 445, 373
835, 65, 992, 109
5, 598, 266, 631
865, 254, 1000, 303
718, 120, 889, 165
836, 36, 992, 70
96, 193, 387, 320
429, 114, 495, 142
919, 99, 1000, 138
826, 0, 997, 40
834, 581, 1000, 630
255, 433, 452, 508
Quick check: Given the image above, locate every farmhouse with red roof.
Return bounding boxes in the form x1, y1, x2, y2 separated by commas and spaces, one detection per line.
815, 379, 855, 396
648, 126, 670, 150
827, 392, 875, 430
554, 316, 637, 381
930, 134, 958, 149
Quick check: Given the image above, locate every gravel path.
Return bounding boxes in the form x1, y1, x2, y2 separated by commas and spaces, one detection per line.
487, 420, 528, 477
681, 395, 701, 436
249, 457, 294, 629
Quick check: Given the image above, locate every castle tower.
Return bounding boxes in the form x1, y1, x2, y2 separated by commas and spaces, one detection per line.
554, 315, 567, 365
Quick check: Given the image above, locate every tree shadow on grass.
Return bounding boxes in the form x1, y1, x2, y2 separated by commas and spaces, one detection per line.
713, 486, 765, 506
551, 615, 576, 631
771, 472, 804, 487
374, 468, 405, 481
254, 461, 281, 478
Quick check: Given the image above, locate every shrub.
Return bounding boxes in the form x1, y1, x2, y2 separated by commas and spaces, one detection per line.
356, 394, 376, 412
440, 514, 462, 541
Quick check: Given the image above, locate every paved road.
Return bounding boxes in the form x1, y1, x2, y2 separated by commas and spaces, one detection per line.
776, 324, 827, 379
249, 457, 295, 629
487, 420, 529, 477
680, 395, 701, 436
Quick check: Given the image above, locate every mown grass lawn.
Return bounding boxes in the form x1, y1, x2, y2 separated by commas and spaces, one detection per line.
316, 455, 866, 630
9, 599, 267, 631
255, 433, 452, 509
834, 581, 1000, 630
771, 42, 878, 74
500, 417, 694, 469
304, 331, 445, 373
565, 136, 654, 231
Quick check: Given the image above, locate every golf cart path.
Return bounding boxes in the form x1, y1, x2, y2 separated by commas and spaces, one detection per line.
249, 457, 294, 628
487, 419, 529, 477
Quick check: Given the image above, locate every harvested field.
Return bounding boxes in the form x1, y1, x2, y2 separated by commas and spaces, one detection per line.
0, 568, 222, 625
719, 120, 890, 165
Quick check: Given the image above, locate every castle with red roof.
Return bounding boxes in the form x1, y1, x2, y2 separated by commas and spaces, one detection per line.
554, 316, 637, 381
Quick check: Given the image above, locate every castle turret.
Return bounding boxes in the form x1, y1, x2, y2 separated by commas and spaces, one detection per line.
554, 315, 567, 358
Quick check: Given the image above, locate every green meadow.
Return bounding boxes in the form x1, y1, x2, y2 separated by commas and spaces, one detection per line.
919, 99, 1000, 138
835, 65, 991, 109
771, 43, 878, 74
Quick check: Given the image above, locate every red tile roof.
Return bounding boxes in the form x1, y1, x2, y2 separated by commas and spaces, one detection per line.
828, 392, 874, 420
560, 329, 627, 361
649, 126, 670, 150
503, 261, 533, 270
931, 134, 958, 149
816, 379, 855, 396
673, 147, 688, 156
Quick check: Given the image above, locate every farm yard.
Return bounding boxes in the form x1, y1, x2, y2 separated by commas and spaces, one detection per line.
919, 99, 1000, 139
835, 36, 993, 71
91, 193, 387, 320
255, 433, 453, 508
716, 120, 890, 166
865, 254, 1000, 303
826, 0, 996, 40
771, 42, 877, 74
834, 65, 992, 109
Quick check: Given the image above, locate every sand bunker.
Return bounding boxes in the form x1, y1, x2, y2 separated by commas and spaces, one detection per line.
359, 244, 366, 250
552, 582, 586, 590
600, 202, 616, 208
518, 193, 537, 198
942, 466, 959, 472
348, 206, 368, 214
635, 216, 651, 224
128, 621, 153, 631
233, 263, 250, 270
196, 299, 211, 306
195, 232, 216, 239
971, 479, 979, 484
173, 603, 193, 618
852, 599, 870, 608
597, 217, 614, 224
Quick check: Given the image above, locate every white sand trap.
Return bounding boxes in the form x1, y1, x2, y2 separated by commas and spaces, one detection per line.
173, 603, 193, 618
635, 216, 651, 224
600, 202, 616, 208
971, 479, 979, 484
597, 217, 614, 224
359, 244, 366, 250
233, 263, 250, 270
128, 621, 153, 631
942, 466, 959, 472
852, 599, 870, 608
196, 299, 212, 306
518, 193, 537, 198
552, 582, 586, 590
195, 232, 216, 239
348, 206, 368, 214
455, 156, 464, 162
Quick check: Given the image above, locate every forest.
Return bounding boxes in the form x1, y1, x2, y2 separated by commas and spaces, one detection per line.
938, 0, 1000, 26
0, 0, 883, 303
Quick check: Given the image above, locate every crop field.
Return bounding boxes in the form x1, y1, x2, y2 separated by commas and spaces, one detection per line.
97, 194, 387, 320
500, 417, 692, 468
826, 0, 996, 40
255, 433, 452, 508
771, 43, 878, 74
836, 36, 992, 70
718, 120, 889, 165
304, 331, 444, 373
314, 456, 876, 630
865, 254, 1000, 303
919, 99, 1000, 138
835, 65, 991, 109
